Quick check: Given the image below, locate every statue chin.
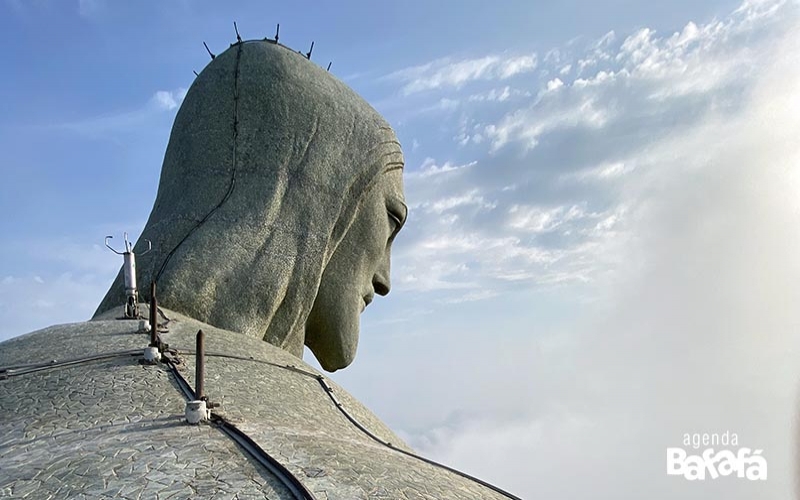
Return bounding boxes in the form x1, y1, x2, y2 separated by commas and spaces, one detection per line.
304, 308, 360, 372
312, 347, 355, 373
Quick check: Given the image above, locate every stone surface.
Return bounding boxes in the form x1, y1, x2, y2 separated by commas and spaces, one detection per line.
94, 40, 406, 371
0, 309, 516, 499
0, 330, 293, 498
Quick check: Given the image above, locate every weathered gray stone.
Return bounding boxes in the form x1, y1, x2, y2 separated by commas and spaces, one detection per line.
1, 310, 516, 498
0, 338, 294, 498
95, 40, 406, 372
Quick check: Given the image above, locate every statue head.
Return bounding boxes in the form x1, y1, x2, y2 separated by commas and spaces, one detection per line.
95, 40, 406, 371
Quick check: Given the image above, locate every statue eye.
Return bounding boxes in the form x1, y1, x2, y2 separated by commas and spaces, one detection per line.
387, 210, 402, 241
386, 198, 407, 243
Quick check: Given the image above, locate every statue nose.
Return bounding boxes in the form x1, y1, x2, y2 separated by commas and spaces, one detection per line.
372, 254, 391, 296
373, 276, 390, 296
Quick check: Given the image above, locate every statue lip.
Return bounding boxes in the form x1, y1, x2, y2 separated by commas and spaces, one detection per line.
362, 292, 375, 309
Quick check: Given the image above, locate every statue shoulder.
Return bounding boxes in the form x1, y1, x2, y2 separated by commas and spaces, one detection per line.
0, 309, 513, 499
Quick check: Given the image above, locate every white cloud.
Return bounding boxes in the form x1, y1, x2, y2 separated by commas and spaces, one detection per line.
388, 54, 537, 95
480, 0, 794, 153
507, 204, 586, 233
153, 88, 188, 111
407, 158, 477, 179
390, 3, 799, 320
485, 91, 610, 152
396, 259, 476, 292
467, 86, 514, 102
438, 289, 498, 304
496, 55, 537, 78
437, 97, 459, 111
416, 189, 496, 214
395, 223, 591, 295
595, 30, 617, 48
561, 161, 634, 182
375, 7, 800, 499
734, 0, 788, 24
545, 78, 564, 91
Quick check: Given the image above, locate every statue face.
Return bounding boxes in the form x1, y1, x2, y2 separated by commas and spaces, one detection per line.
305, 169, 406, 371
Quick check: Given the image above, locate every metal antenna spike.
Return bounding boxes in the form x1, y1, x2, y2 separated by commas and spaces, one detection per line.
149, 281, 158, 347
306, 41, 314, 60
193, 70, 199, 77
234, 21, 242, 43
274, 23, 280, 43
203, 41, 216, 60
326, 61, 332, 72
196, 330, 205, 400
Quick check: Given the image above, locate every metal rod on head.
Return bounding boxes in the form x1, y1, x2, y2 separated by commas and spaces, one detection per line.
149, 282, 157, 347
306, 41, 314, 60
196, 330, 205, 400
203, 41, 216, 60
234, 21, 242, 43
193, 70, 199, 77
104, 236, 123, 255
275, 23, 280, 43
326, 61, 332, 71
139, 239, 152, 256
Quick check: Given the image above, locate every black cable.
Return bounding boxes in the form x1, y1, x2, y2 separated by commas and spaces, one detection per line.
0, 350, 141, 379
155, 39, 244, 284
0, 343, 313, 498
176, 350, 523, 499
162, 352, 316, 500
1, 340, 520, 498
212, 417, 317, 500
152, 38, 343, 284
315, 376, 523, 500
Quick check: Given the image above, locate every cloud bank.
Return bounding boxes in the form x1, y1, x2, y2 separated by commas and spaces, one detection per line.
333, 1, 800, 498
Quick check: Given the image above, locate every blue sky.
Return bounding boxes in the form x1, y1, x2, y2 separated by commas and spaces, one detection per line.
2, 1, 800, 498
